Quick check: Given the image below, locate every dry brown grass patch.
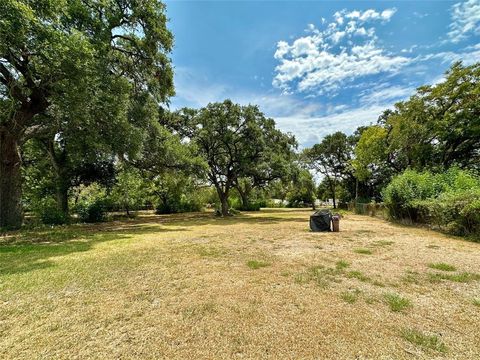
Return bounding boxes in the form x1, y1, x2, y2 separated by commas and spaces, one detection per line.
1, 209, 480, 358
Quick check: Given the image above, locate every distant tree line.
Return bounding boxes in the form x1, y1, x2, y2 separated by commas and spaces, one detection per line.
1, 1, 478, 237
302, 62, 480, 236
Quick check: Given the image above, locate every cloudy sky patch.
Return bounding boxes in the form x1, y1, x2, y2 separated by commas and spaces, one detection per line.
166, 0, 480, 147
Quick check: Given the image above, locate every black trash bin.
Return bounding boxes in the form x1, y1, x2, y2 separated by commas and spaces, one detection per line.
310, 210, 332, 232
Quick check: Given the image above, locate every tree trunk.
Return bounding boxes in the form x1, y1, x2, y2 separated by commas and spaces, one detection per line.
0, 129, 23, 229
216, 187, 230, 216
237, 186, 249, 210
220, 195, 229, 216
44, 141, 70, 219
56, 177, 70, 217
326, 176, 336, 209
331, 179, 337, 209
355, 178, 359, 202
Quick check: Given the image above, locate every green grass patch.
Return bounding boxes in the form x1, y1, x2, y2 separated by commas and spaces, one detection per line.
428, 262, 456, 272
354, 248, 372, 255
384, 293, 412, 312
294, 264, 346, 288
402, 270, 421, 285
335, 260, 350, 270
401, 328, 447, 353
472, 298, 480, 307
428, 272, 480, 283
371, 240, 394, 247
246, 260, 270, 269
347, 270, 370, 282
340, 289, 361, 304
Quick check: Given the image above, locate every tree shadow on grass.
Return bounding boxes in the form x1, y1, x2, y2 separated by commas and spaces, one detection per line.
0, 210, 309, 276
136, 211, 310, 228
0, 223, 188, 276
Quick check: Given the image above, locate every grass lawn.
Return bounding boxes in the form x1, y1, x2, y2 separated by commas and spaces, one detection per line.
1, 209, 480, 359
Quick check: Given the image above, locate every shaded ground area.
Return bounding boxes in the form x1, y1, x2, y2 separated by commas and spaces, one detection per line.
1, 209, 479, 359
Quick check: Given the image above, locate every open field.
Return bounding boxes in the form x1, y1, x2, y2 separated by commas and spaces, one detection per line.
1, 209, 480, 359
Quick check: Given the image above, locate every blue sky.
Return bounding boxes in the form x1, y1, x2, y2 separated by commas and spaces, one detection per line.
165, 0, 480, 147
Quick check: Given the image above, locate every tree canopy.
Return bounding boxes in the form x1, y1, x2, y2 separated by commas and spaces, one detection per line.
0, 0, 174, 228
172, 100, 296, 216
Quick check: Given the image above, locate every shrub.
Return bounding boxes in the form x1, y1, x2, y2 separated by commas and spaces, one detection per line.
383, 168, 480, 236
382, 169, 439, 221
35, 198, 68, 225
237, 201, 262, 211
77, 199, 107, 223
417, 189, 480, 236
156, 194, 203, 214
230, 194, 267, 212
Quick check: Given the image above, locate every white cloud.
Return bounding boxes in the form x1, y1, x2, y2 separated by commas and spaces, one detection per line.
359, 84, 415, 105
171, 67, 323, 119
274, 41, 411, 95
381, 9, 397, 21
273, 8, 410, 95
422, 43, 480, 65
274, 41, 291, 60
334, 11, 344, 25
275, 104, 389, 148
331, 31, 346, 43
344, 8, 397, 22
447, 0, 480, 43
171, 67, 229, 108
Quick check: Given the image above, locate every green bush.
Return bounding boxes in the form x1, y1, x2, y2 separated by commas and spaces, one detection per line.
72, 183, 108, 223
383, 168, 480, 236
155, 194, 203, 214
239, 201, 262, 211
417, 189, 480, 236
35, 198, 68, 225
382, 169, 439, 221
232, 200, 264, 211
77, 199, 107, 223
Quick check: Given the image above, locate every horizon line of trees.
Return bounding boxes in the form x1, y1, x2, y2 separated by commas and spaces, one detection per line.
1, 1, 478, 236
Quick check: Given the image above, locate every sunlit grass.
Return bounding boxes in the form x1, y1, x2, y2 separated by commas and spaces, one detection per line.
354, 248, 372, 255
384, 293, 411, 312
0, 209, 477, 358
246, 260, 270, 269
401, 328, 447, 353
428, 262, 456, 272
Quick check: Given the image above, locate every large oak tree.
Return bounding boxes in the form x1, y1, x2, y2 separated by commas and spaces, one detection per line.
0, 0, 174, 228
172, 100, 296, 216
